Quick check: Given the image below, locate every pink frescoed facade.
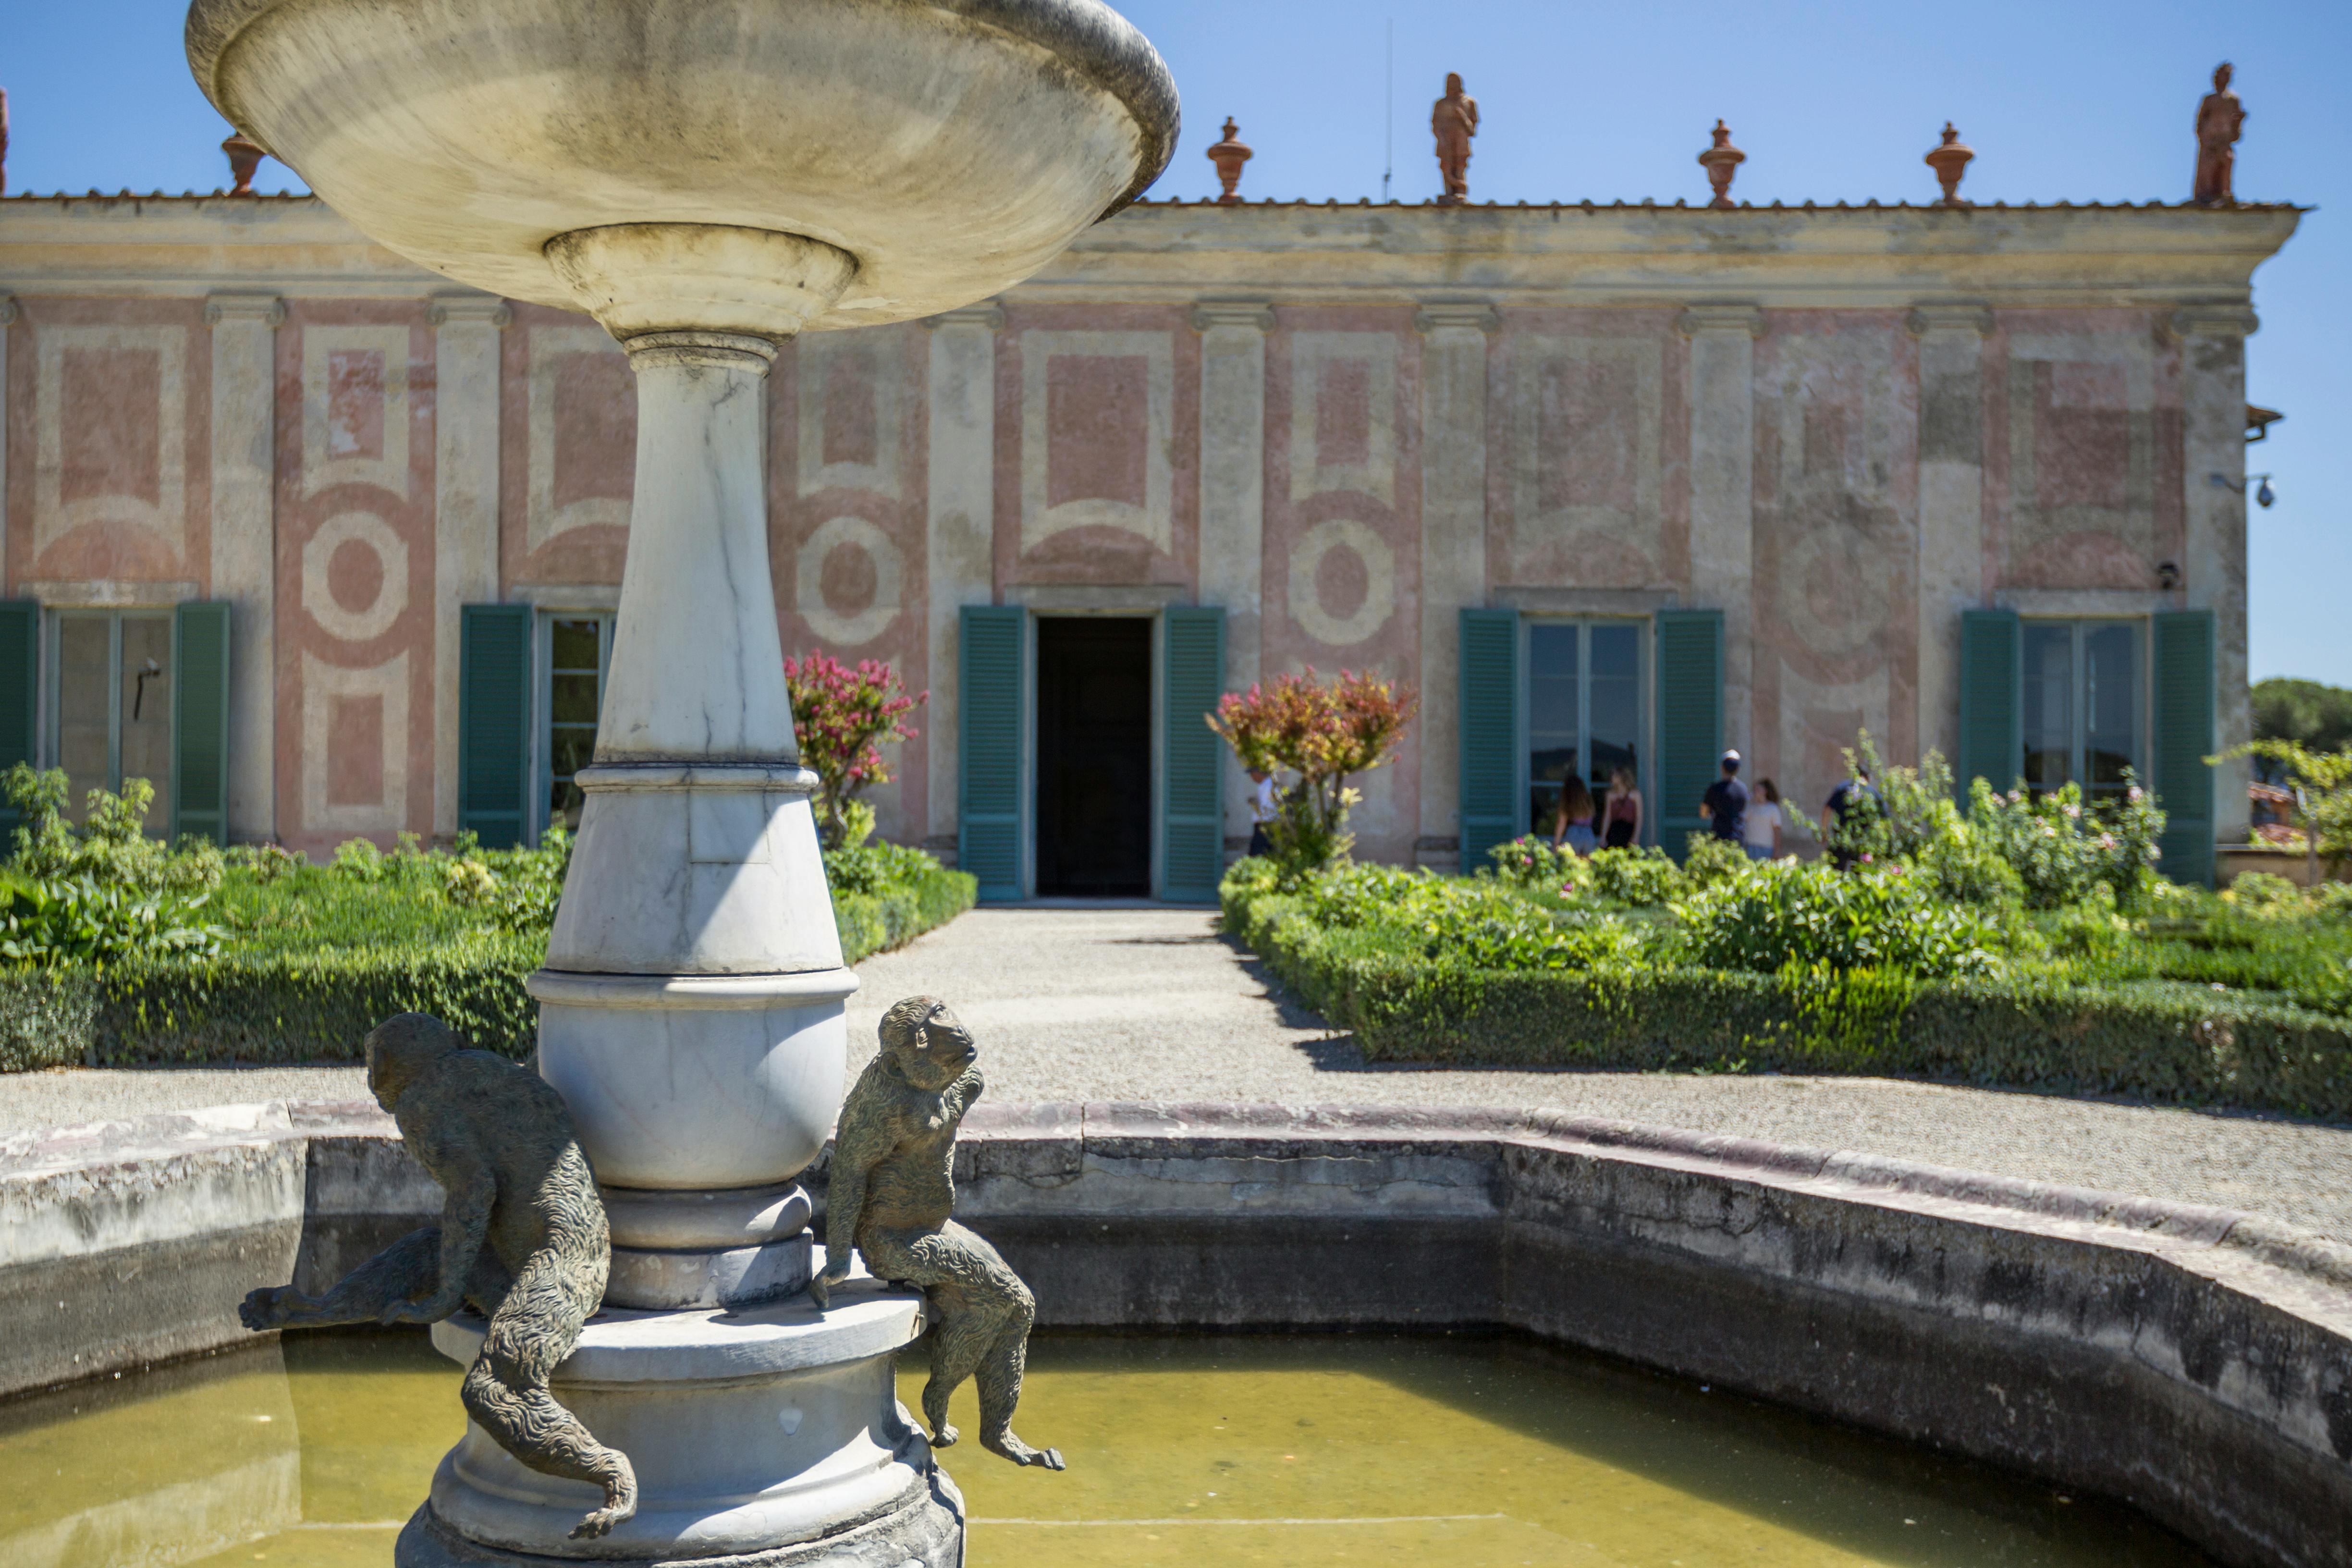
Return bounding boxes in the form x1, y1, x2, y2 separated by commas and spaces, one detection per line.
0, 194, 2300, 889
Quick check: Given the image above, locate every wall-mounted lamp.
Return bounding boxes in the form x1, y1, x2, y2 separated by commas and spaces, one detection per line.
2156, 561, 2181, 590
2210, 471, 2276, 508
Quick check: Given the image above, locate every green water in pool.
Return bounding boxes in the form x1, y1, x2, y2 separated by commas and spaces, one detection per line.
0, 1330, 2210, 1567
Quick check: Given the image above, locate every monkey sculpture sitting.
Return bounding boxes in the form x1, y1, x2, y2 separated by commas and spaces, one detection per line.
812, 995, 1063, 1470
238, 1013, 637, 1538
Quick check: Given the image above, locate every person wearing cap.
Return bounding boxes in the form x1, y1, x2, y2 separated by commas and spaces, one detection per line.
1698, 749, 1749, 847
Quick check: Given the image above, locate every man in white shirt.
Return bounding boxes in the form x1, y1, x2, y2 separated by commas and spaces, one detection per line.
1248, 767, 1279, 859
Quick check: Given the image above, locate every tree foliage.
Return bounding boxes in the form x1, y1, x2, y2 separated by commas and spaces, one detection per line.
784, 653, 925, 847
1208, 668, 1416, 876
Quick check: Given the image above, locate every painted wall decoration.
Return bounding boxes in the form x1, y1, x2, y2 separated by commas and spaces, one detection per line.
996, 306, 1198, 589
1262, 309, 1421, 864
20, 304, 208, 585
506, 306, 633, 587
1751, 316, 1921, 814
772, 326, 928, 844
1988, 314, 2183, 591
1491, 312, 1688, 590
276, 304, 436, 853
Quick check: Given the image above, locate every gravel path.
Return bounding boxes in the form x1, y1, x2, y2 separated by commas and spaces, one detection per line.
10, 906, 2352, 1243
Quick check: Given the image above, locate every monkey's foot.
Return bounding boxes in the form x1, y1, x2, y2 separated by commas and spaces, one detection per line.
930, 1421, 960, 1448
982, 1431, 1065, 1470
568, 1475, 638, 1540
238, 1285, 312, 1332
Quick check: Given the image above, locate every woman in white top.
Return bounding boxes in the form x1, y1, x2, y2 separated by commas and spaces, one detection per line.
1743, 778, 1784, 861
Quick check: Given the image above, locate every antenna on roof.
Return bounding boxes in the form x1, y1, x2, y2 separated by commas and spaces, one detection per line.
1381, 18, 1394, 201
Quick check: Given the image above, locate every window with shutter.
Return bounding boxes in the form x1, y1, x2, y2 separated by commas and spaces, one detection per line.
460, 604, 532, 848
1654, 609, 1723, 858
1958, 609, 2021, 799
0, 602, 37, 842
1160, 607, 1225, 903
2153, 609, 2217, 888
171, 602, 232, 845
1459, 608, 1521, 870
959, 605, 1025, 902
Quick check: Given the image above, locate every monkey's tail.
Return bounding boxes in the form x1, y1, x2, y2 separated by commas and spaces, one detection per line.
460, 1359, 638, 1537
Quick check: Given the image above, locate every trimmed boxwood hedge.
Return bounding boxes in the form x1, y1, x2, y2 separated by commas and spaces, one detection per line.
1227, 886, 2352, 1121
0, 863, 976, 1074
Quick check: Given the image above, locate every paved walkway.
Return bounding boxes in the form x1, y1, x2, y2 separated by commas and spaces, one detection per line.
9, 907, 2352, 1242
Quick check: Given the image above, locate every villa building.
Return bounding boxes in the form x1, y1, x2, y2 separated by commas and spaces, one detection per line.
0, 189, 2300, 895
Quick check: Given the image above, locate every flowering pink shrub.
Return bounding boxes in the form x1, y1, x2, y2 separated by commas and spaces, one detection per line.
1208, 668, 1416, 872
784, 654, 925, 846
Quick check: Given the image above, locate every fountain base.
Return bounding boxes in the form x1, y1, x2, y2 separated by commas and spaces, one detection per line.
396, 1259, 958, 1566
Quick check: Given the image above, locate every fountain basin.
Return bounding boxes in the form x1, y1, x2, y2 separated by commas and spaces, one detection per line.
183, 0, 1178, 330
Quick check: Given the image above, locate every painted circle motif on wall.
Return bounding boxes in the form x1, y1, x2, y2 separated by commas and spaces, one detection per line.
300, 511, 409, 643
1287, 517, 1395, 647
796, 515, 903, 646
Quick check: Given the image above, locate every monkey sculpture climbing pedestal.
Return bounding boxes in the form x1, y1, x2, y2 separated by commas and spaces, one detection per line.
815, 995, 1064, 1470
239, 1013, 637, 1540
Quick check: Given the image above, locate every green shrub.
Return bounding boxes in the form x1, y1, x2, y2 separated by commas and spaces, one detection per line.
1671, 860, 2004, 980
1583, 846, 1686, 906
1680, 833, 1752, 890
1484, 836, 1578, 888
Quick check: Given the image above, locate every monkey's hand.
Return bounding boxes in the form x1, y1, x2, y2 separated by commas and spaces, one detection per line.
380, 1287, 463, 1326
808, 1256, 853, 1311
239, 1284, 306, 1331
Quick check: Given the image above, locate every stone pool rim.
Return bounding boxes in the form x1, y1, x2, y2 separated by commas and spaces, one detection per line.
3, 1097, 2349, 1568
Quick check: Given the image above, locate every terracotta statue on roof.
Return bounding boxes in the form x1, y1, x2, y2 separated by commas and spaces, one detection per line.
1432, 74, 1478, 205
2193, 63, 2245, 207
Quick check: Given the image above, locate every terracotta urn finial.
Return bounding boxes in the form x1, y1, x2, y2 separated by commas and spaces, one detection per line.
1697, 120, 1745, 210
1925, 122, 1974, 207
1206, 117, 1252, 205
221, 132, 266, 196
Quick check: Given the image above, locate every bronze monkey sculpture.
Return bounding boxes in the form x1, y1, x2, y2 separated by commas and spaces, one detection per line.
814, 995, 1063, 1469
238, 1013, 637, 1538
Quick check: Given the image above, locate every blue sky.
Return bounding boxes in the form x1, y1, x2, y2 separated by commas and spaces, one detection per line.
8, 0, 2348, 682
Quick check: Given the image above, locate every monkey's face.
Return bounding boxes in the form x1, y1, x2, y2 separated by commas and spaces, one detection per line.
891, 1005, 977, 1092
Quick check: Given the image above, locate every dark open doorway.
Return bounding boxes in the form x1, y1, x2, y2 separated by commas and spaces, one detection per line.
1035, 616, 1152, 897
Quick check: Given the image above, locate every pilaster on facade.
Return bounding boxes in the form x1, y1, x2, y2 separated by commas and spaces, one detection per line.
2176, 304, 2258, 842
1416, 302, 1494, 853
1193, 300, 1270, 847
206, 291, 285, 842
1912, 300, 1992, 763
1681, 302, 1760, 762
431, 294, 509, 840
0, 297, 16, 598
924, 302, 1004, 849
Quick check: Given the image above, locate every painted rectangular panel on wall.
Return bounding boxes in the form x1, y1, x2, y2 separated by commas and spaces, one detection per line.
1958, 609, 2021, 798
1994, 325, 2182, 591
1459, 607, 1520, 868
1162, 606, 1225, 903
1499, 331, 1676, 588
0, 603, 38, 839
31, 320, 197, 582
2154, 608, 2216, 888
171, 601, 231, 845
459, 604, 531, 849
1655, 609, 1723, 858
959, 606, 1023, 902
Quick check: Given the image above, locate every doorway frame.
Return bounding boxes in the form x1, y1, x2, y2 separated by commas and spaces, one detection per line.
1022, 607, 1164, 901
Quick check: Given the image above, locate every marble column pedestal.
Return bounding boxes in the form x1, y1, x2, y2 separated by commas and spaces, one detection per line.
395, 1258, 963, 1567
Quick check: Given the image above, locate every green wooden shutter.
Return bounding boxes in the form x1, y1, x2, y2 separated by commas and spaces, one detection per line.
1958, 608, 2021, 800
0, 602, 37, 844
1459, 607, 1520, 870
1655, 609, 1723, 858
459, 604, 531, 849
2154, 609, 2217, 888
171, 601, 232, 845
959, 605, 1024, 902
1161, 607, 1225, 904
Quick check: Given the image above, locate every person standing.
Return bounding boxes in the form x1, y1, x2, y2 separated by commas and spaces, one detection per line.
1821, 763, 1881, 871
1598, 765, 1642, 849
1246, 766, 1279, 860
1743, 778, 1784, 861
1551, 775, 1598, 856
1698, 749, 1749, 849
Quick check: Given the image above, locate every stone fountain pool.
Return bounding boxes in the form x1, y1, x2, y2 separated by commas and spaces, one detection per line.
0, 1329, 2211, 1568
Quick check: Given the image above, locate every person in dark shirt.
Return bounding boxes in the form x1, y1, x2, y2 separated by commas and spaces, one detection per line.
1698, 749, 1749, 844
1821, 764, 1882, 870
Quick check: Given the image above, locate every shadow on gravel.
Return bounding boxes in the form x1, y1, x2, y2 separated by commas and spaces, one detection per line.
1212, 930, 1501, 1076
